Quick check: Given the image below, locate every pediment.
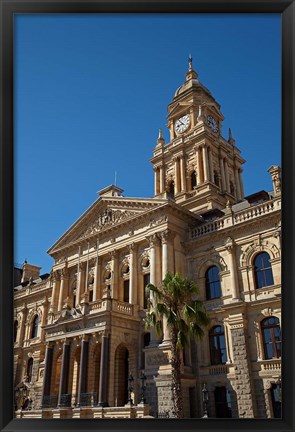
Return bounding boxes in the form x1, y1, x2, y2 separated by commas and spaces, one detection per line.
48, 196, 165, 254
168, 101, 191, 118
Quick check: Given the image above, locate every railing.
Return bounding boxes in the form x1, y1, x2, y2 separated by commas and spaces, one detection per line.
260, 359, 281, 372
190, 198, 280, 240
200, 364, 229, 376
234, 201, 275, 223
79, 392, 98, 407
112, 300, 133, 316
59, 393, 71, 407
191, 219, 225, 238
42, 395, 58, 408
208, 364, 229, 375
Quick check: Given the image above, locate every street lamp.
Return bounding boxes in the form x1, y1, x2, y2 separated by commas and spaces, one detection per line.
127, 373, 134, 405
202, 383, 209, 418
139, 371, 147, 404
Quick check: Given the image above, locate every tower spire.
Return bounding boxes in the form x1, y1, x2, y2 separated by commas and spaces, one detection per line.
186, 54, 198, 81
188, 53, 193, 71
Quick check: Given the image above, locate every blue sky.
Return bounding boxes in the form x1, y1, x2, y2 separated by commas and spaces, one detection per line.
14, 14, 281, 273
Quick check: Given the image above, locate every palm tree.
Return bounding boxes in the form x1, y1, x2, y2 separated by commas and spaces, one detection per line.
145, 272, 210, 419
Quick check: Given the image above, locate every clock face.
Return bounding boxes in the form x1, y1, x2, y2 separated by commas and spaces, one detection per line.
174, 114, 190, 133
207, 115, 219, 133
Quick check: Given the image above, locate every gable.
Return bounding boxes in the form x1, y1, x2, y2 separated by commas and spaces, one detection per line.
47, 196, 166, 255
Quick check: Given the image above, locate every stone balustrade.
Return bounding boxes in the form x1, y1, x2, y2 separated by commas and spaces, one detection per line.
200, 364, 229, 376
190, 198, 280, 240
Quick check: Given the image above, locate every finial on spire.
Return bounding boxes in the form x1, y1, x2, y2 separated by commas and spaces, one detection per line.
188, 54, 193, 71
228, 128, 235, 145
157, 128, 165, 145
186, 54, 198, 81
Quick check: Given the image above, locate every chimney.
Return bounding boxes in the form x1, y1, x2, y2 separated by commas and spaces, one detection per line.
21, 262, 41, 283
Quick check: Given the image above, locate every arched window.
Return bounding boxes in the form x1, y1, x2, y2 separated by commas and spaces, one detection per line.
205, 266, 222, 300
261, 317, 281, 359
26, 357, 34, 382
14, 320, 18, 343
214, 386, 232, 418
209, 325, 227, 365
191, 171, 197, 189
253, 252, 274, 289
31, 315, 39, 339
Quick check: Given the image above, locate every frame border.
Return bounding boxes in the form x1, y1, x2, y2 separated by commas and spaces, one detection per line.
1, 1, 294, 431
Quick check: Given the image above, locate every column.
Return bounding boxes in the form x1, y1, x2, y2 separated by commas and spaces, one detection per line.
202, 145, 209, 182
110, 250, 119, 299
225, 239, 239, 301
154, 167, 158, 196
160, 165, 165, 194
161, 229, 175, 277
97, 335, 109, 406
41, 343, 54, 406
174, 157, 180, 194
196, 146, 203, 183
238, 169, 244, 199
220, 157, 226, 191
57, 340, 70, 407
180, 156, 186, 192
147, 234, 161, 344
228, 315, 255, 418
77, 336, 89, 407
161, 230, 175, 343
58, 269, 69, 312
76, 264, 84, 305
49, 272, 60, 313
129, 243, 138, 305
208, 147, 214, 183
224, 159, 230, 192
93, 255, 101, 302
234, 166, 241, 200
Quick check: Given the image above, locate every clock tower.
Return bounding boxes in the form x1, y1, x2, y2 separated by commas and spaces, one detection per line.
151, 57, 245, 213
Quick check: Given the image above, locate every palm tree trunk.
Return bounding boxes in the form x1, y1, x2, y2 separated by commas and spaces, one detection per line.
170, 331, 183, 418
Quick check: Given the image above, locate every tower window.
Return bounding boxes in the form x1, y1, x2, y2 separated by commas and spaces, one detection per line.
205, 266, 222, 300
26, 357, 34, 382
168, 181, 175, 198
261, 316, 281, 359
209, 325, 227, 365
191, 171, 197, 189
123, 280, 130, 303
230, 181, 235, 195
14, 320, 18, 343
214, 171, 219, 187
253, 252, 274, 289
31, 315, 39, 339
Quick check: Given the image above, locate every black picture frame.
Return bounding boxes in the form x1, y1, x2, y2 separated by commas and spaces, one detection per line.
0, 1, 294, 432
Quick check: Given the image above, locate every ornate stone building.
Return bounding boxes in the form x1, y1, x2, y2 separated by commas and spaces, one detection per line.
14, 59, 281, 419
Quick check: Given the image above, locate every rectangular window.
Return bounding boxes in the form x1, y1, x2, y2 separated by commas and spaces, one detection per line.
143, 273, 150, 309
123, 280, 129, 303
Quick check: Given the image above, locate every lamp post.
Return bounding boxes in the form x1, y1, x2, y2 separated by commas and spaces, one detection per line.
139, 371, 147, 404
127, 373, 134, 405
202, 383, 209, 418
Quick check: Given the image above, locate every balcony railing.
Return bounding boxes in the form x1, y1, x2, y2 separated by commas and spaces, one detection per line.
42, 394, 58, 408
59, 393, 71, 407
190, 198, 280, 240
79, 392, 98, 407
